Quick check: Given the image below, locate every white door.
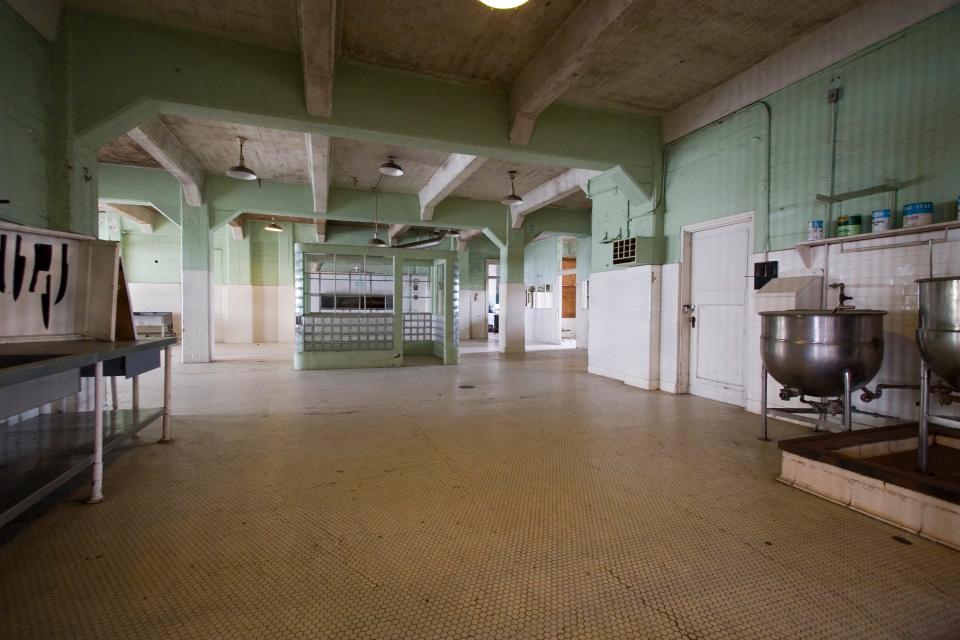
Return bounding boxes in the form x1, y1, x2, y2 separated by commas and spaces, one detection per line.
687, 220, 750, 406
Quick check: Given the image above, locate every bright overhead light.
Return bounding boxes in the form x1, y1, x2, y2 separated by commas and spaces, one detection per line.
378, 155, 404, 177
264, 217, 283, 232
226, 136, 258, 181
478, 0, 529, 8
501, 170, 524, 206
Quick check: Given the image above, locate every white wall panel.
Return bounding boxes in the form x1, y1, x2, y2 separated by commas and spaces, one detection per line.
588, 266, 661, 389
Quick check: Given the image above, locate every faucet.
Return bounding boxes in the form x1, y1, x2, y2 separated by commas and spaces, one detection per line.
829, 282, 854, 311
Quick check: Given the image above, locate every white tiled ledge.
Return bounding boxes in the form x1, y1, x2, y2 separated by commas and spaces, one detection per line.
797, 220, 960, 249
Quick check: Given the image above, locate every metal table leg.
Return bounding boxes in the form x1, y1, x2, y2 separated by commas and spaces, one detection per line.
759, 365, 769, 441
131, 375, 140, 439
919, 364, 930, 474
110, 375, 119, 411
159, 345, 173, 443
843, 368, 853, 431
87, 361, 104, 504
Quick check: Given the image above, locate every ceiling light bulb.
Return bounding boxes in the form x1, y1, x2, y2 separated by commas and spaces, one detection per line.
478, 0, 529, 8
226, 136, 258, 181
379, 155, 404, 177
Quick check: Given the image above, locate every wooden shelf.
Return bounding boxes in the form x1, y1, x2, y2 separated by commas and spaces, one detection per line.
815, 182, 901, 204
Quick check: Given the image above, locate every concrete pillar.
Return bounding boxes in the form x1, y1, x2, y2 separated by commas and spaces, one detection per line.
180, 191, 212, 363
499, 228, 525, 354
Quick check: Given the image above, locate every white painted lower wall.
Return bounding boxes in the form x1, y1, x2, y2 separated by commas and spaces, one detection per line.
126, 282, 183, 338
181, 269, 212, 363
525, 308, 561, 344
587, 265, 661, 390
215, 284, 295, 344
499, 282, 525, 354
458, 289, 487, 340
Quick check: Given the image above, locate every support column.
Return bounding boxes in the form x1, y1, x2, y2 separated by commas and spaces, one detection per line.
499, 228, 526, 355
180, 191, 213, 363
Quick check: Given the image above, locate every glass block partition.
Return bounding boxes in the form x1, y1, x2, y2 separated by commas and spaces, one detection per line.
294, 244, 460, 370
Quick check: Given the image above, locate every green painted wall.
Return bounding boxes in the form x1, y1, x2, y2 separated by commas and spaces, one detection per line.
121, 215, 181, 283
662, 6, 960, 263
0, 2, 54, 228
99, 164, 182, 224
524, 236, 560, 290
459, 237, 500, 291
588, 166, 659, 273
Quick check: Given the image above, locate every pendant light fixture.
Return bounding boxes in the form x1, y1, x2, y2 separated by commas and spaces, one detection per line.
378, 155, 404, 177
368, 192, 387, 246
264, 217, 282, 233
226, 136, 258, 181
501, 170, 523, 205
478, 0, 529, 8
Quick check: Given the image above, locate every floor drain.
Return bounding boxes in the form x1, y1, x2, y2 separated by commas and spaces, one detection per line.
892, 535, 913, 546
458, 385, 475, 389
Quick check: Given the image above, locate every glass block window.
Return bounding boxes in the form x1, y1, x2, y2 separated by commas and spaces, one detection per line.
300, 314, 394, 352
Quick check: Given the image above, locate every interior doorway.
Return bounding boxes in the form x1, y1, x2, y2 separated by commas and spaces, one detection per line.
560, 237, 577, 347
486, 260, 500, 340
679, 212, 753, 406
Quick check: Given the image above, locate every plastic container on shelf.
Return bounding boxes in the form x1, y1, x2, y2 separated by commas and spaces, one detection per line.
836, 214, 862, 237
903, 202, 934, 228
807, 219, 824, 241
871, 209, 892, 232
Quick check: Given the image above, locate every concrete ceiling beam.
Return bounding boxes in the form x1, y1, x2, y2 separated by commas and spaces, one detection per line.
227, 216, 245, 240
388, 224, 410, 242
305, 133, 332, 214
418, 154, 486, 221
127, 118, 205, 206
510, 168, 599, 229
298, 0, 338, 118
102, 202, 157, 233
508, 0, 656, 145
315, 217, 327, 243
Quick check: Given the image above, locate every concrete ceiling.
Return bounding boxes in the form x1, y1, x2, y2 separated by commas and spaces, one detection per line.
67, 0, 865, 116
98, 114, 595, 210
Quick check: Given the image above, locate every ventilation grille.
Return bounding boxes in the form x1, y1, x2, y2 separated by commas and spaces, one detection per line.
612, 237, 638, 265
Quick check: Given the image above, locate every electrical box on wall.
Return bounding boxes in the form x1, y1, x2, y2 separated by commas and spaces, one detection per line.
753, 260, 778, 290
610, 236, 655, 267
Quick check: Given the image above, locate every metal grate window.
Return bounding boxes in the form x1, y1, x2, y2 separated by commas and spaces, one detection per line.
612, 237, 637, 265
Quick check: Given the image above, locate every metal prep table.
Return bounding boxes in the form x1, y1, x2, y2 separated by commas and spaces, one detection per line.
0, 337, 176, 527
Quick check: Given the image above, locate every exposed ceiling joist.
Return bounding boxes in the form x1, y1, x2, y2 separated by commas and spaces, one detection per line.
315, 218, 327, 243
127, 118, 205, 206
227, 217, 244, 240
418, 154, 486, 221
508, 0, 656, 145
102, 202, 157, 233
457, 228, 485, 251
510, 169, 599, 229
305, 133, 332, 213
298, 0, 338, 118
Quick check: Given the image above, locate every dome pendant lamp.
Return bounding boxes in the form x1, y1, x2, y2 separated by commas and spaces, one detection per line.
226, 136, 258, 181
501, 170, 523, 206
378, 155, 404, 177
264, 217, 283, 233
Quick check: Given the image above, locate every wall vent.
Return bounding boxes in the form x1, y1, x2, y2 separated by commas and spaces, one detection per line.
612, 237, 637, 265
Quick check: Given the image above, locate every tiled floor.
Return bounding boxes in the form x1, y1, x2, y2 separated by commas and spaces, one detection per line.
1, 344, 959, 639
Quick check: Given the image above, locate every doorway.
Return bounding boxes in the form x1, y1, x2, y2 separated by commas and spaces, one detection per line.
560, 237, 577, 347
486, 260, 500, 340
679, 212, 753, 406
